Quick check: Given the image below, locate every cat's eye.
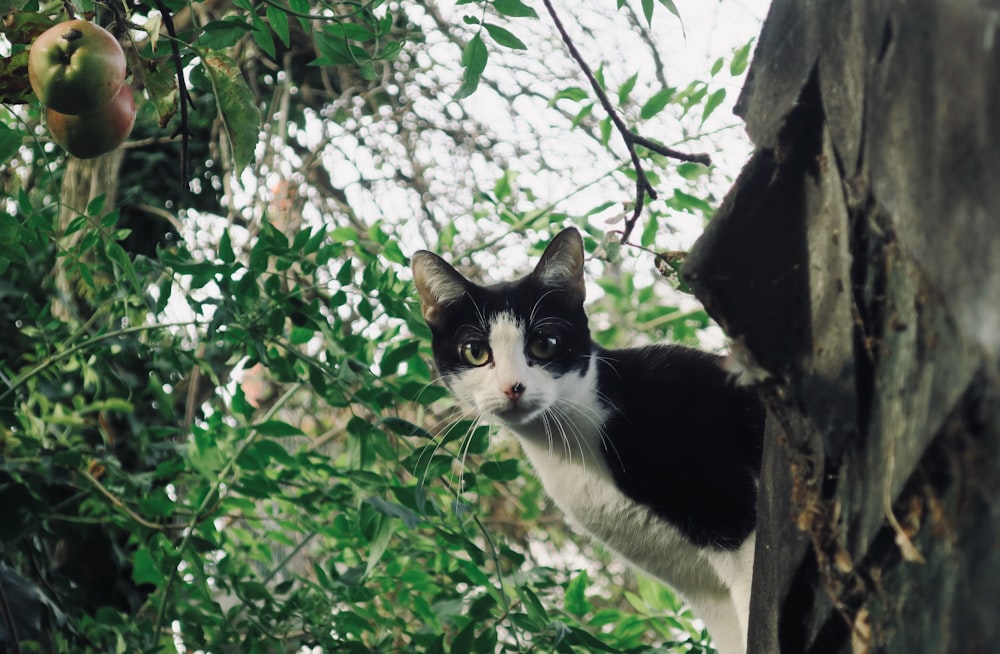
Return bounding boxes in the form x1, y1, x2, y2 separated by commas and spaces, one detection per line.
528, 334, 560, 360
460, 341, 492, 366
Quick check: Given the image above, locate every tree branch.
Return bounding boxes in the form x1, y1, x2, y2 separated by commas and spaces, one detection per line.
152, 0, 192, 192
540, 0, 711, 243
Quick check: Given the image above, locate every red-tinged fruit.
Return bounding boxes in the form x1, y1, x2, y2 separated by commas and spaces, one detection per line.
46, 85, 136, 159
28, 19, 126, 115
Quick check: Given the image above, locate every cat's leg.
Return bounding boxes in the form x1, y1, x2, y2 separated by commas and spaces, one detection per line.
701, 533, 756, 654
725, 534, 756, 644
683, 590, 745, 654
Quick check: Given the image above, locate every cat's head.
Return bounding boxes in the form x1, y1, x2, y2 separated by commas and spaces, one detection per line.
411, 228, 594, 427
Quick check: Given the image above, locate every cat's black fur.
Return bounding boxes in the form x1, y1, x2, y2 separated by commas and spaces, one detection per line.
594, 344, 764, 549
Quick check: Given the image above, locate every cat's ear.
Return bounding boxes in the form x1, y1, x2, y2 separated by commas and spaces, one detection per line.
411, 251, 469, 327
533, 227, 586, 304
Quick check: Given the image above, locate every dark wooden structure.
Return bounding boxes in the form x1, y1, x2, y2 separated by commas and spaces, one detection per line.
684, 1, 1000, 651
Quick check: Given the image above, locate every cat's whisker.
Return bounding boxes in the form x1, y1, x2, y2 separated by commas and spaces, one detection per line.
551, 410, 576, 465
544, 411, 569, 464
455, 415, 485, 495
538, 407, 571, 465
416, 408, 471, 486
559, 393, 626, 472
548, 402, 602, 471
547, 407, 580, 464
409, 372, 450, 405
538, 411, 557, 461
451, 412, 483, 495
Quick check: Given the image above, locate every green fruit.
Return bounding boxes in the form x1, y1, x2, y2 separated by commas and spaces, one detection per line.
46, 85, 136, 159
28, 19, 126, 115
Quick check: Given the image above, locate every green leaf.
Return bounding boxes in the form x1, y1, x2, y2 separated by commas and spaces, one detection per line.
565, 571, 592, 616
363, 510, 396, 577
493, 169, 516, 200
365, 496, 421, 528
265, 4, 291, 48
218, 229, 235, 263
669, 189, 714, 216
701, 88, 727, 124
314, 29, 368, 65
86, 194, 106, 217
329, 22, 377, 42
132, 547, 163, 586
252, 420, 304, 437
455, 34, 488, 99
143, 57, 179, 129
0, 123, 21, 164
250, 439, 298, 467
105, 241, 142, 292
378, 40, 403, 62
250, 12, 276, 59
641, 211, 658, 248
598, 116, 612, 146
198, 19, 254, 50
570, 103, 593, 128
640, 87, 674, 120
710, 56, 724, 77
483, 23, 527, 50
550, 86, 589, 104
617, 72, 638, 105
567, 626, 620, 652
676, 161, 708, 180
379, 416, 433, 440
657, 0, 681, 20
519, 586, 549, 623
480, 459, 520, 481
641, 0, 654, 26
201, 51, 261, 174
380, 339, 420, 374
731, 38, 754, 76
287, 0, 311, 27
240, 581, 270, 601
583, 200, 616, 217
451, 620, 476, 654
493, 0, 539, 19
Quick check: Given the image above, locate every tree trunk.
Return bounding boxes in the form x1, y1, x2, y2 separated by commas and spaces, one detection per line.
52, 152, 124, 321
683, 1, 1000, 652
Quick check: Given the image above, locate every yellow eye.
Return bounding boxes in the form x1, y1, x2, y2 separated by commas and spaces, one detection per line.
460, 341, 491, 366
528, 334, 560, 360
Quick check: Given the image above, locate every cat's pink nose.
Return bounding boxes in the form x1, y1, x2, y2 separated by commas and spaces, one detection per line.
503, 382, 525, 401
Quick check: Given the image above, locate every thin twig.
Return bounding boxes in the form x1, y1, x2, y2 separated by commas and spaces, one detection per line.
79, 470, 166, 531
152, 0, 192, 192
540, 0, 711, 243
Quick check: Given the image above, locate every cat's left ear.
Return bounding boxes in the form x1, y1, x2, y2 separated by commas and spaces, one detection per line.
411, 251, 469, 327
532, 227, 586, 304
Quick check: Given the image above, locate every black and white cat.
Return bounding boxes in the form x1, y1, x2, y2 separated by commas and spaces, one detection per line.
411, 228, 765, 654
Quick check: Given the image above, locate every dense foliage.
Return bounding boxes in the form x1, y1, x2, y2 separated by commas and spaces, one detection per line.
0, 0, 756, 651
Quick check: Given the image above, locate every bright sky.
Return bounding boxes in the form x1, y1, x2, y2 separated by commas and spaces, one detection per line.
182, 0, 774, 351
399, 0, 773, 256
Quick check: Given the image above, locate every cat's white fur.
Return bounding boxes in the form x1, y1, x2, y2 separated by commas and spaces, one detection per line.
447, 311, 753, 654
